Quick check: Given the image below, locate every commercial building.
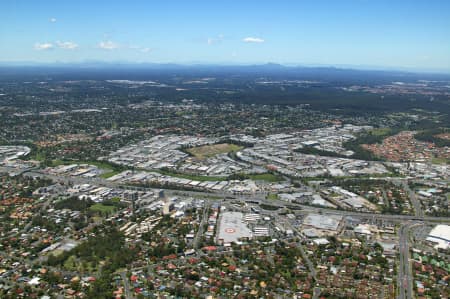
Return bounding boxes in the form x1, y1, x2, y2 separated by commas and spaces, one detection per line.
302, 213, 343, 236
217, 212, 252, 245
426, 224, 450, 250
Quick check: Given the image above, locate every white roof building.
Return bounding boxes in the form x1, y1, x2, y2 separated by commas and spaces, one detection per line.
313, 238, 330, 245
426, 224, 450, 250
302, 214, 343, 233
354, 224, 373, 235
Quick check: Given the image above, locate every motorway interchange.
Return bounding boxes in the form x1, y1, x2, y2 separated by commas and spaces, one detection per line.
0, 164, 445, 298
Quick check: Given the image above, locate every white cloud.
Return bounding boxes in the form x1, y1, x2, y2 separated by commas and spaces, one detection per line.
128, 45, 152, 53
34, 42, 54, 50
56, 41, 79, 50
49, 17, 57, 23
140, 47, 152, 53
207, 34, 224, 45
98, 40, 119, 50
242, 37, 265, 43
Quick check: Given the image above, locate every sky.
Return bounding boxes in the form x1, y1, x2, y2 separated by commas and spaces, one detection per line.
1, 0, 450, 72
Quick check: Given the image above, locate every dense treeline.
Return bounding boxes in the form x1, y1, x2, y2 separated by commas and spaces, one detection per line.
343, 140, 384, 161
295, 146, 344, 158
414, 128, 450, 147
54, 196, 93, 211
47, 227, 136, 270
47, 227, 139, 298
342, 129, 405, 161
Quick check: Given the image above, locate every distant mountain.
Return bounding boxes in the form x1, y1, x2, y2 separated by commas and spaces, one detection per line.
1, 62, 450, 82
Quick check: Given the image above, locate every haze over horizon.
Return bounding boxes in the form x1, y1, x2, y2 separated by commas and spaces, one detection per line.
1, 0, 450, 73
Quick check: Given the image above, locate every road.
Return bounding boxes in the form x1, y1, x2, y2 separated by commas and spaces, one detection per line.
192, 201, 210, 249
18, 169, 450, 224
398, 222, 421, 299
280, 217, 321, 298
4, 165, 449, 299
119, 271, 134, 299
392, 179, 423, 218
23, 194, 54, 232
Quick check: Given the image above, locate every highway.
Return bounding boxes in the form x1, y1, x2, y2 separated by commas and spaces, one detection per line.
4, 165, 450, 299
15, 169, 450, 224
397, 223, 416, 299
192, 201, 210, 250
27, 169, 445, 299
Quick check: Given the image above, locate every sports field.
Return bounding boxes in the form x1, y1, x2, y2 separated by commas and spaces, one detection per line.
186, 143, 243, 160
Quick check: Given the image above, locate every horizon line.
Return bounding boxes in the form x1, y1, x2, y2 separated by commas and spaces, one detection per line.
0, 60, 449, 75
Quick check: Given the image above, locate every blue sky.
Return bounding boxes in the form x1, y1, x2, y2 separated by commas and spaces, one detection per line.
1, 0, 450, 71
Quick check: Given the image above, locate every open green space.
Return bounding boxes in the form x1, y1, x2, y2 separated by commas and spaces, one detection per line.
99, 170, 121, 178
295, 146, 344, 158
260, 203, 280, 210
185, 143, 243, 160
432, 157, 450, 165
249, 173, 283, 182
368, 127, 392, 136
89, 203, 116, 215
266, 193, 278, 200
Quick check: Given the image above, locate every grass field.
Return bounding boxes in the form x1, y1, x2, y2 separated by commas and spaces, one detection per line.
432, 157, 450, 165
369, 128, 392, 136
99, 170, 121, 178
89, 203, 116, 214
249, 173, 283, 182
266, 193, 278, 200
186, 143, 243, 160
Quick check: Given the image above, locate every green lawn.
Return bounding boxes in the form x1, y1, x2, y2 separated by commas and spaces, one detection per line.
186, 143, 243, 160
249, 173, 283, 182
432, 157, 450, 165
46, 159, 67, 166
99, 170, 121, 179
89, 203, 116, 215
266, 193, 278, 200
369, 128, 392, 136
110, 197, 121, 203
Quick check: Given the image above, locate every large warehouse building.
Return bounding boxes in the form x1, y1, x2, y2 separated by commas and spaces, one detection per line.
426, 224, 450, 250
